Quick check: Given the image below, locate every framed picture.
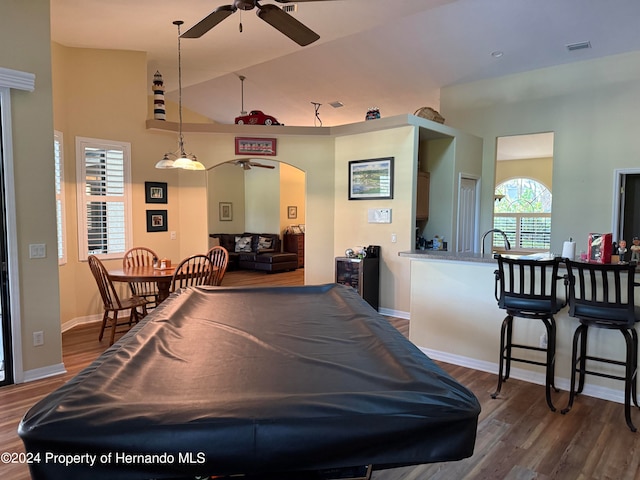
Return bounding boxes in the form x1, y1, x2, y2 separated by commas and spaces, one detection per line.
219, 202, 233, 221
235, 137, 277, 156
145, 181, 168, 204
146, 210, 168, 232
348, 157, 394, 200
287, 206, 297, 219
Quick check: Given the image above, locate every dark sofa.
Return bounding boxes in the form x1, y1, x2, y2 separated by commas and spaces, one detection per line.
209, 233, 298, 273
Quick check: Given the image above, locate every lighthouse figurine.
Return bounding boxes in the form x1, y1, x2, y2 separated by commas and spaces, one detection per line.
152, 71, 166, 121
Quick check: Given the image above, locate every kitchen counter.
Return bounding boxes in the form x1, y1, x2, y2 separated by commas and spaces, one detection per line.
399, 249, 554, 263
404, 251, 627, 405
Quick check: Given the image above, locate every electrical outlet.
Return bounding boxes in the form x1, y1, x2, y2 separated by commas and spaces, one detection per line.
33, 331, 44, 346
170, 231, 177, 240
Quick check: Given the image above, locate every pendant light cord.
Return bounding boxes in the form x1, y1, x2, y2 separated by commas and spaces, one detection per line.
174, 20, 185, 156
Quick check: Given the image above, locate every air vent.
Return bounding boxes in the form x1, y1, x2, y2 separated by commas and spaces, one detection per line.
566, 41, 591, 52
281, 4, 297, 13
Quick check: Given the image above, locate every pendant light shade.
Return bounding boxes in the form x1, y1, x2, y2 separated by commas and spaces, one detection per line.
156, 20, 205, 171
155, 154, 176, 169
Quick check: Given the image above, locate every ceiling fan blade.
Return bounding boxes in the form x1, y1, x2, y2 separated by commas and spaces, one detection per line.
256, 4, 320, 46
181, 5, 236, 38
252, 162, 276, 169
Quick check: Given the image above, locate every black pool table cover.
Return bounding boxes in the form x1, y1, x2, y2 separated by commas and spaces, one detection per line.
19, 284, 480, 480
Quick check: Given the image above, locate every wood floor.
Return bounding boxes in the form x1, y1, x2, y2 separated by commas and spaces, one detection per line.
1, 269, 639, 479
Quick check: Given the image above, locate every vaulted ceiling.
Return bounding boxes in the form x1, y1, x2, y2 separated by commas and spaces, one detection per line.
51, 0, 640, 127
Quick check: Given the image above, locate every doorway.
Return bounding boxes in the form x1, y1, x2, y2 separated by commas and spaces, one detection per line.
0, 95, 13, 385
614, 171, 640, 244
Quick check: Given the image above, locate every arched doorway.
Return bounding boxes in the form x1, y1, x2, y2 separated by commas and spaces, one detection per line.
205, 159, 306, 264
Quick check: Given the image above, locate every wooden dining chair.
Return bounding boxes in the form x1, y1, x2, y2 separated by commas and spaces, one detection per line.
88, 255, 148, 346
171, 254, 215, 292
206, 246, 229, 286
123, 246, 159, 308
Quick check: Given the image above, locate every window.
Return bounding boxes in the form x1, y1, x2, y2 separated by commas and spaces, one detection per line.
493, 178, 552, 250
76, 137, 132, 261
54, 131, 66, 265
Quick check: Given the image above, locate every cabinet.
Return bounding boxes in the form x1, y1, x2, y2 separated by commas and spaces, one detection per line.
416, 171, 430, 220
284, 233, 304, 268
335, 257, 379, 310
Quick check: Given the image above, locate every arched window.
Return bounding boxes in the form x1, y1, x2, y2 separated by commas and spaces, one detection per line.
493, 178, 552, 250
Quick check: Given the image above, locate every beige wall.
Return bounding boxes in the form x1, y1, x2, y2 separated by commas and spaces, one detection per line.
335, 127, 417, 314
0, 0, 62, 374
495, 157, 553, 190
280, 163, 305, 234
245, 162, 281, 233
207, 163, 246, 234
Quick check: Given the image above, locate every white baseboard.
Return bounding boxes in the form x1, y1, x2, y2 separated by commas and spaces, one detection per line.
418, 346, 627, 406
22, 363, 66, 383
61, 314, 102, 333
379, 308, 409, 319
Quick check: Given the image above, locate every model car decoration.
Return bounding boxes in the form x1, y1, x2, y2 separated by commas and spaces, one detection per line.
235, 110, 281, 126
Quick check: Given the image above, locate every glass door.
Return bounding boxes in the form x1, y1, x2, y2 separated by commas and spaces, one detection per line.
0, 96, 13, 386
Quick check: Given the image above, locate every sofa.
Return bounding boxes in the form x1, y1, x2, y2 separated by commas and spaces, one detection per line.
209, 233, 298, 273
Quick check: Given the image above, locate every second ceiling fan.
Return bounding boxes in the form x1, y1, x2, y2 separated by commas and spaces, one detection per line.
181, 0, 333, 46
229, 159, 276, 170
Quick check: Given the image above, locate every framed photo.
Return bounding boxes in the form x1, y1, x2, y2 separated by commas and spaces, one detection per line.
146, 210, 167, 232
287, 206, 297, 219
348, 157, 394, 200
235, 137, 277, 156
219, 202, 233, 221
145, 181, 167, 204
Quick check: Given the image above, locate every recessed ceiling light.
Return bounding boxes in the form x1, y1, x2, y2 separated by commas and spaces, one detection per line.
491, 51, 504, 58
566, 41, 591, 52
329, 101, 344, 108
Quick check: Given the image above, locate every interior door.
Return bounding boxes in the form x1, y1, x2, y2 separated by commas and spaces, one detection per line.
457, 177, 478, 253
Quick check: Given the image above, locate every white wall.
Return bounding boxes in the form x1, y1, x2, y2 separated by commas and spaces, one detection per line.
441, 50, 640, 254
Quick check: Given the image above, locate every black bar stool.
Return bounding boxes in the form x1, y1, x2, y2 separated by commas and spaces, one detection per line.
561, 260, 640, 431
492, 255, 565, 411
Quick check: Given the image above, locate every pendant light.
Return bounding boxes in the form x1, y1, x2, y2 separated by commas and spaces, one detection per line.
156, 20, 205, 171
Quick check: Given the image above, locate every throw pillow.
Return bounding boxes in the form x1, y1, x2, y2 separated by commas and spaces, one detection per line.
235, 236, 252, 252
258, 236, 273, 251
208, 236, 220, 249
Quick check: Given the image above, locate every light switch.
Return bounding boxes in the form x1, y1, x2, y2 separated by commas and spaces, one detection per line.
29, 244, 46, 259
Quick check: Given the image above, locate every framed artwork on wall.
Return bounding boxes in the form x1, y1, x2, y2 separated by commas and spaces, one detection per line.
348, 157, 394, 200
145, 181, 168, 204
219, 202, 233, 221
235, 137, 277, 156
287, 206, 297, 219
146, 210, 168, 232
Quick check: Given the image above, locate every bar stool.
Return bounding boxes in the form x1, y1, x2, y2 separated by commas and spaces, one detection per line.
561, 260, 640, 431
491, 255, 565, 411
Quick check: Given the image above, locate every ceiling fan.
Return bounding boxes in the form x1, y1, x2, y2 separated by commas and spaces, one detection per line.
181, 0, 334, 46
229, 158, 276, 170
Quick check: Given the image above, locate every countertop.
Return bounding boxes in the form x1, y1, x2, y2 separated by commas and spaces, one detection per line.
398, 250, 555, 264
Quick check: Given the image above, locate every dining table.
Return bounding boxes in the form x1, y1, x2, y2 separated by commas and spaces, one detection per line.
107, 264, 177, 304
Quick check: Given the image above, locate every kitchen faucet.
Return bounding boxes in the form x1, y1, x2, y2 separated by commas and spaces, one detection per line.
481, 228, 511, 256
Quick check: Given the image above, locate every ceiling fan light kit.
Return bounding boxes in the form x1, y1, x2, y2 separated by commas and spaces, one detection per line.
156, 20, 206, 171
181, 0, 328, 46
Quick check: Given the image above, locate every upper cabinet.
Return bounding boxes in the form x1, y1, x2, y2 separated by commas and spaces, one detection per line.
416, 171, 430, 220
